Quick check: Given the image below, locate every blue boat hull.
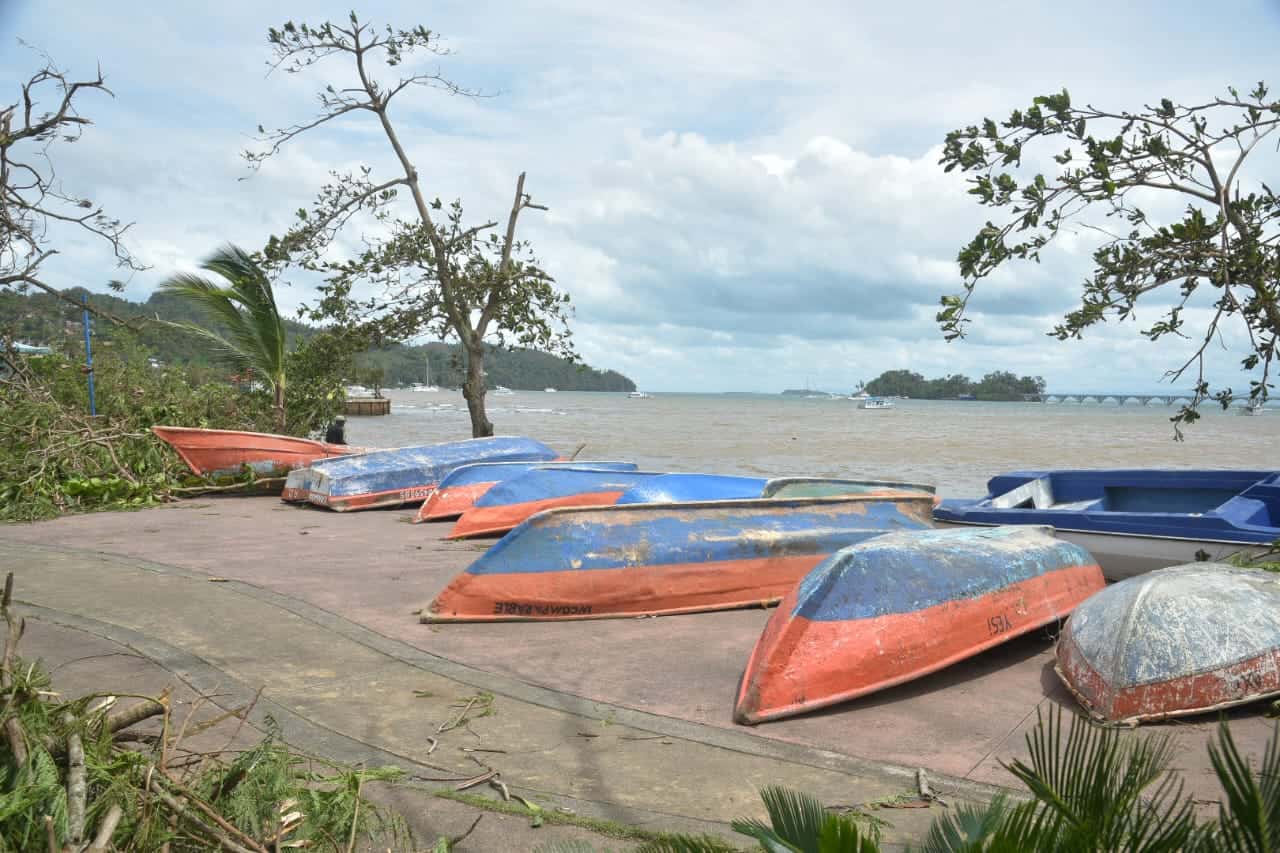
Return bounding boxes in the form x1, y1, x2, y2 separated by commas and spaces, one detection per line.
424, 495, 935, 621
303, 437, 559, 511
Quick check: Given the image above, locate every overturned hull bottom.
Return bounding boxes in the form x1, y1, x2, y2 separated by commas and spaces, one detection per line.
1056, 639, 1280, 724
447, 491, 627, 538
425, 494, 937, 622
309, 484, 437, 512
736, 565, 1102, 724
735, 526, 1104, 725
416, 483, 497, 521
430, 553, 828, 621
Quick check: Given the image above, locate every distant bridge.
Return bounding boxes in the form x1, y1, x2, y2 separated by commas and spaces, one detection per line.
1025, 392, 1198, 406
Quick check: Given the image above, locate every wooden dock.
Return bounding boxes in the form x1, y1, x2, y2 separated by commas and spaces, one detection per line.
344, 397, 391, 416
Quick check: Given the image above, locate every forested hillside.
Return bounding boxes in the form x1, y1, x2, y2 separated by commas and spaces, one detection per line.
1, 289, 635, 392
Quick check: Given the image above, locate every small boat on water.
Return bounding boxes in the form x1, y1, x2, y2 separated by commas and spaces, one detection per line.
859, 396, 893, 410
735, 526, 1104, 724
933, 469, 1280, 579
295, 437, 558, 511
416, 460, 639, 522
423, 493, 935, 622
152, 426, 358, 480
628, 391, 650, 399
1056, 563, 1280, 724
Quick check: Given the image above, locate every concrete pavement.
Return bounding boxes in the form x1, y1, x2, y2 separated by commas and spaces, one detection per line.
2, 497, 1274, 847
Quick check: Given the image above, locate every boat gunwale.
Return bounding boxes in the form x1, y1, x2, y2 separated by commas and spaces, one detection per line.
932, 516, 1274, 546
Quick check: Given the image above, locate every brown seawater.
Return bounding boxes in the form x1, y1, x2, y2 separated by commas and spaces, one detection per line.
344, 390, 1277, 497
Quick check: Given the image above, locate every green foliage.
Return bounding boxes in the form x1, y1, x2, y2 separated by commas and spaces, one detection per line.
249, 13, 577, 436
159, 245, 289, 429
941, 85, 1280, 436
0, 325, 347, 522
863, 370, 1045, 400
360, 341, 634, 391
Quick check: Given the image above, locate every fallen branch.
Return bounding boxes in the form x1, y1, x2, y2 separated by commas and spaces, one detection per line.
86, 804, 123, 852
106, 690, 170, 734
65, 712, 86, 846
146, 773, 261, 853
154, 766, 269, 853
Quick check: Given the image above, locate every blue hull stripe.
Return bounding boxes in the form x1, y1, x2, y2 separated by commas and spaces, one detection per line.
311, 437, 557, 497
467, 497, 932, 575
615, 474, 770, 504
792, 525, 1093, 621
472, 469, 664, 508
438, 460, 636, 489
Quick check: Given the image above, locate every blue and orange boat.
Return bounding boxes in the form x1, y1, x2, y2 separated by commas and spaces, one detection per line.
415, 460, 639, 521
734, 526, 1104, 724
447, 468, 668, 537
298, 437, 559, 511
423, 493, 935, 621
449, 472, 939, 538
1056, 563, 1280, 723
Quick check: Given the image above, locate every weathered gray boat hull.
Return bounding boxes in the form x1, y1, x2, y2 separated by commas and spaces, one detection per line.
933, 519, 1268, 581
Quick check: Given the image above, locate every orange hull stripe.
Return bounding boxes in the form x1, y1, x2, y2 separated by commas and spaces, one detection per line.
447, 491, 626, 538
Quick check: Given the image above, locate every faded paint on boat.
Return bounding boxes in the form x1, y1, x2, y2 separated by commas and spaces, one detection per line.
306, 437, 558, 512
762, 477, 940, 506
615, 474, 769, 504
152, 426, 356, 479
415, 460, 638, 522
424, 494, 935, 622
735, 526, 1104, 724
448, 468, 665, 538
1055, 563, 1280, 724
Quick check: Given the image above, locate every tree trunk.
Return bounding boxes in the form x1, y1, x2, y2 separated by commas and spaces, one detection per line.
461, 343, 493, 438
273, 381, 286, 433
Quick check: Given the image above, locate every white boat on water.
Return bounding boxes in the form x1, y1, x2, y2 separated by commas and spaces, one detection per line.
545, 387, 558, 393
493, 386, 515, 396
628, 391, 650, 399
860, 396, 893, 410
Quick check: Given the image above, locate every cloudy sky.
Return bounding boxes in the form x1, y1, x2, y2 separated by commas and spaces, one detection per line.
4, 0, 1279, 392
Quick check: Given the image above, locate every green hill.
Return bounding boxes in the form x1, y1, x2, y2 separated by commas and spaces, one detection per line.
1, 289, 636, 392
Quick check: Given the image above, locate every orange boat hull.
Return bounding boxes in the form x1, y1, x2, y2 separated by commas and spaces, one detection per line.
447, 491, 627, 538
151, 426, 356, 478
416, 483, 497, 522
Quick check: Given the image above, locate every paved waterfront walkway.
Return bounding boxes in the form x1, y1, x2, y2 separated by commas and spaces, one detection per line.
1, 498, 1273, 848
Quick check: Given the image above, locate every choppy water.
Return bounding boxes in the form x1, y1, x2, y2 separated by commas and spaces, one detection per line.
344, 390, 1277, 497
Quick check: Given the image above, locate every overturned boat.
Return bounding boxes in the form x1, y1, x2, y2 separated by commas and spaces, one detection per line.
152, 426, 358, 481
448, 468, 675, 537
735, 526, 1104, 725
933, 469, 1280, 579
415, 460, 639, 521
450, 471, 940, 538
299, 437, 559, 511
1056, 563, 1280, 724
423, 493, 935, 622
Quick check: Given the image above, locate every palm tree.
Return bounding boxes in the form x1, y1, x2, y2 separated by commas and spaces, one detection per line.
159, 245, 288, 431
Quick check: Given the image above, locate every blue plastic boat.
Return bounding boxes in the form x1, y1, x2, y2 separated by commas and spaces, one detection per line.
300, 437, 559, 511
933, 469, 1280, 579
416, 460, 638, 521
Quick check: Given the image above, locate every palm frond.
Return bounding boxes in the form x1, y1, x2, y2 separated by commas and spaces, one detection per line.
919, 795, 1009, 852
1206, 718, 1280, 852
157, 245, 286, 389
999, 706, 1196, 851
730, 785, 828, 852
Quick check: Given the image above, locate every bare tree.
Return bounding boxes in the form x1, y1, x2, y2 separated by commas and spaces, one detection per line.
1, 47, 143, 320
247, 15, 574, 437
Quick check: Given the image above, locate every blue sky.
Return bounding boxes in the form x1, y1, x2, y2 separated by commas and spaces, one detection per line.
3, 0, 1279, 393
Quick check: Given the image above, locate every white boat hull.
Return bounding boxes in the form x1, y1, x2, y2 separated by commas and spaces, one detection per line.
932, 519, 1269, 581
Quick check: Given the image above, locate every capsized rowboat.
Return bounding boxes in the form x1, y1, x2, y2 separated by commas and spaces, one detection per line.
415, 460, 639, 522
152, 426, 358, 480
423, 494, 935, 622
1055, 563, 1280, 724
735, 525, 1104, 724
615, 473, 937, 505
448, 468, 667, 537
304, 437, 558, 511
934, 469, 1280, 579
